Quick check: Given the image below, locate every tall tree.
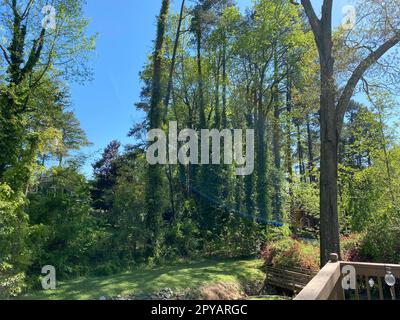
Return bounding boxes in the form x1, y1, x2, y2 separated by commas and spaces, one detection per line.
299, 0, 400, 265
92, 141, 121, 211
0, 0, 95, 191
145, 0, 170, 259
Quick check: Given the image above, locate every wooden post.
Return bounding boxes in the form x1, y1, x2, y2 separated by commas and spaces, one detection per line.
365, 276, 372, 300
377, 277, 384, 300
329, 253, 339, 263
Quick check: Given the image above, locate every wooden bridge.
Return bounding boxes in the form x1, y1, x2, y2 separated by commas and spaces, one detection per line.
264, 266, 317, 294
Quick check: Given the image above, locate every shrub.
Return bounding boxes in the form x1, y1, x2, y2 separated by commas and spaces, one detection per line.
27, 168, 98, 278
291, 182, 320, 218
0, 262, 26, 299
359, 210, 400, 263
92, 262, 121, 277
0, 183, 30, 298
261, 238, 319, 272
341, 233, 364, 262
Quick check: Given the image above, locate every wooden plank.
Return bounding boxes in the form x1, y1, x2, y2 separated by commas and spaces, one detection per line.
265, 269, 313, 281
377, 277, 384, 300
355, 276, 360, 300
340, 262, 400, 277
390, 287, 396, 300
265, 267, 316, 278
365, 276, 371, 300
295, 262, 341, 300
336, 274, 345, 300
265, 265, 324, 295
329, 276, 345, 300
265, 275, 308, 288
266, 271, 312, 283
266, 266, 316, 275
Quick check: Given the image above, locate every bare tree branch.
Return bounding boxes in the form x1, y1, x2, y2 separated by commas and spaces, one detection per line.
21, 28, 46, 77
0, 44, 11, 65
336, 32, 400, 134
300, 0, 321, 39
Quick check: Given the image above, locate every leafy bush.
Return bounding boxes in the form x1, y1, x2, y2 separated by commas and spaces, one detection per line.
92, 262, 121, 277
261, 238, 319, 272
0, 262, 26, 299
291, 182, 320, 218
201, 220, 271, 259
340, 147, 400, 233
341, 233, 364, 262
0, 183, 30, 298
359, 210, 400, 263
27, 168, 98, 278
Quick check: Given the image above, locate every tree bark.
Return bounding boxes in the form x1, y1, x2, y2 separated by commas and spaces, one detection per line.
306, 115, 316, 183
301, 0, 340, 266
296, 121, 306, 182
272, 54, 282, 221
163, 0, 185, 221
145, 0, 170, 259
222, 43, 228, 128
256, 83, 268, 221
163, 0, 185, 121
196, 28, 206, 129
300, 0, 400, 265
285, 73, 294, 215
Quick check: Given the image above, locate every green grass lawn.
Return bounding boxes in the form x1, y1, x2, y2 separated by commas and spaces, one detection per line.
24, 258, 265, 300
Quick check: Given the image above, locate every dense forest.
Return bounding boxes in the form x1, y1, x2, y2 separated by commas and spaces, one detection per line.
1, 0, 400, 299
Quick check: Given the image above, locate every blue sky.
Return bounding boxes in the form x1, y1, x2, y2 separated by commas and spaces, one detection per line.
70, 0, 349, 175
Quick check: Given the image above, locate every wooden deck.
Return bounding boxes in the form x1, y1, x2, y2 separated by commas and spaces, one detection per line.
295, 254, 400, 300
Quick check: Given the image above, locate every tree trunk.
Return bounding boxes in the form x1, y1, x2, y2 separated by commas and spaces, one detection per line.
300, 0, 400, 266
319, 59, 340, 266
214, 52, 221, 128
196, 28, 206, 129
244, 85, 256, 218
272, 102, 281, 221
145, 0, 170, 260
296, 121, 306, 182
162, 0, 185, 221
306, 115, 316, 183
245, 111, 255, 217
256, 83, 269, 221
163, 0, 185, 120
222, 43, 228, 128
272, 56, 282, 221
285, 74, 294, 215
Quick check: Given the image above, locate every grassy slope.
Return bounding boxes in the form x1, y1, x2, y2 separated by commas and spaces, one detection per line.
25, 258, 265, 300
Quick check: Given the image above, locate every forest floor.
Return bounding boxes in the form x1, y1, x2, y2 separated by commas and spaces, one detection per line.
24, 258, 275, 300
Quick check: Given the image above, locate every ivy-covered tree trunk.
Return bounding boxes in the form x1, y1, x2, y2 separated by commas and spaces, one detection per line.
272, 53, 282, 221
222, 43, 228, 129
306, 115, 316, 183
145, 0, 170, 260
196, 28, 206, 129
245, 111, 255, 217
285, 74, 294, 214
296, 121, 306, 182
256, 91, 269, 222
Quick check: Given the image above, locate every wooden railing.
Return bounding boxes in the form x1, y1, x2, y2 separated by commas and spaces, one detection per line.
295, 254, 400, 300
